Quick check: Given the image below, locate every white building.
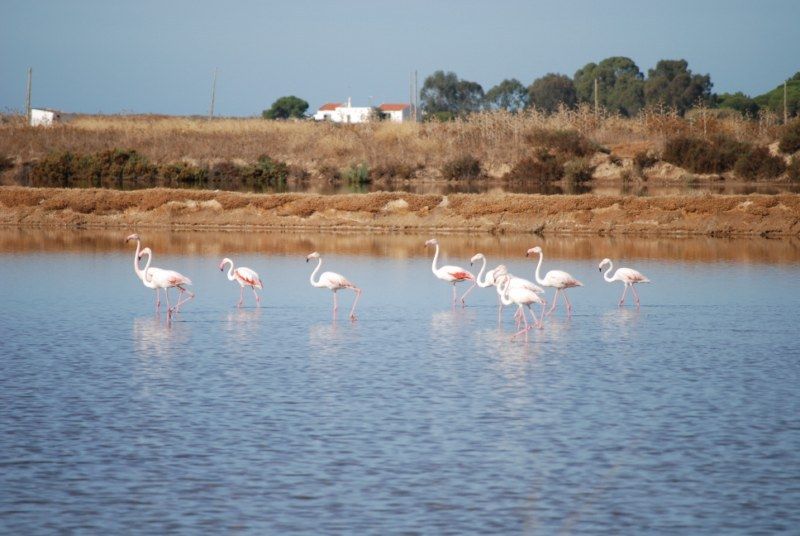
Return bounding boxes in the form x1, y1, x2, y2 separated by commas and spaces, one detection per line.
378, 103, 414, 123
313, 99, 417, 123
30, 108, 63, 127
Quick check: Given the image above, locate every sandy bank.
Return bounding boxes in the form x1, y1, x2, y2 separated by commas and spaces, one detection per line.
1, 187, 799, 237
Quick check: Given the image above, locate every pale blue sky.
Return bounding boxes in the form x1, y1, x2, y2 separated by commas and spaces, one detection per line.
2, 0, 798, 116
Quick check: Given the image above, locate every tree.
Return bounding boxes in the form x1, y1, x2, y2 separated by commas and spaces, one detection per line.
485, 78, 529, 112
644, 59, 712, 115
716, 92, 760, 117
528, 73, 577, 113
574, 57, 645, 116
420, 70, 485, 117
262, 95, 309, 120
754, 73, 800, 119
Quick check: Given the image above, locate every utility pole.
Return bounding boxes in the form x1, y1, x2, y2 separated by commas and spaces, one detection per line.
784, 80, 788, 124
208, 68, 218, 118
593, 77, 599, 116
414, 70, 418, 122
25, 68, 32, 123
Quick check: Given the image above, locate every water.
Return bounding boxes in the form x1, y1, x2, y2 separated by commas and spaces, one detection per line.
1, 230, 799, 534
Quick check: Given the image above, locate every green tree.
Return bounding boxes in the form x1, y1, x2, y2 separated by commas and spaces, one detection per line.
420, 70, 485, 117
262, 95, 309, 120
574, 57, 645, 116
644, 59, 712, 115
528, 73, 577, 113
485, 78, 529, 112
716, 92, 760, 117
754, 73, 800, 119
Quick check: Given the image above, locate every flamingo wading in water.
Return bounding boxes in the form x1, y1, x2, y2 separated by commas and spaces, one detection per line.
306, 252, 362, 321
426, 239, 475, 307
219, 257, 263, 308
526, 246, 583, 316
599, 258, 650, 307
499, 274, 547, 337
126, 234, 164, 312
137, 247, 194, 316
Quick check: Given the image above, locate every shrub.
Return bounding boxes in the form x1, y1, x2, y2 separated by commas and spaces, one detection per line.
161, 162, 208, 187
343, 163, 371, 185
786, 157, 800, 182
441, 155, 481, 180
524, 128, 598, 157
373, 161, 416, 180
563, 158, 595, 183
733, 146, 786, 180
0, 154, 13, 173
504, 149, 563, 182
253, 155, 289, 185
663, 135, 748, 174
29, 151, 77, 187
778, 120, 800, 154
633, 151, 657, 170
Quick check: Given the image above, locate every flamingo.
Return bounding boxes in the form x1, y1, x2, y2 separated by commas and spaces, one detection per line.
126, 233, 164, 312
426, 239, 475, 307
599, 258, 650, 307
493, 268, 547, 326
470, 253, 544, 318
526, 246, 583, 316
137, 247, 194, 316
499, 274, 546, 337
219, 257, 263, 308
306, 252, 362, 321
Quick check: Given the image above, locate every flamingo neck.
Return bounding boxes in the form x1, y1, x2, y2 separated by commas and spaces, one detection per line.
132, 239, 144, 280
499, 278, 513, 306
534, 250, 545, 285
223, 259, 236, 281
476, 257, 490, 287
603, 261, 615, 282
309, 257, 324, 287
140, 250, 153, 282
430, 243, 440, 275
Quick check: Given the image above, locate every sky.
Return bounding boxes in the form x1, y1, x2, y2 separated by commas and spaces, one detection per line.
2, 0, 798, 116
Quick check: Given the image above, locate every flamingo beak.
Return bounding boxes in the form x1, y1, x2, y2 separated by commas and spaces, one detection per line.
306, 258, 309, 263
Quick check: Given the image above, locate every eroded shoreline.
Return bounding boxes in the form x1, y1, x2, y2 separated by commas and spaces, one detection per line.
1, 187, 799, 237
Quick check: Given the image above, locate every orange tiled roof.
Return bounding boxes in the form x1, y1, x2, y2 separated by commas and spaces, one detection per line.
318, 102, 342, 111
379, 103, 411, 111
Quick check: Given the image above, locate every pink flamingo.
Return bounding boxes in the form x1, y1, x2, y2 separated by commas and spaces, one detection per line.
494, 268, 547, 327
219, 257, 263, 308
499, 275, 547, 337
471, 253, 544, 320
426, 239, 475, 307
137, 247, 194, 316
126, 233, 164, 312
599, 258, 650, 307
306, 252, 362, 321
526, 246, 583, 316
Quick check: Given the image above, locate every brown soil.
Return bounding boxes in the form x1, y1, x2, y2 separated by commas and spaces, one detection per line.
2, 187, 799, 237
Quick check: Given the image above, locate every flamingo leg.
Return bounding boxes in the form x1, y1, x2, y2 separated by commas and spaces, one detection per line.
238, 286, 245, 308
451, 284, 457, 307
547, 289, 560, 315
513, 304, 530, 338
154, 288, 161, 312
349, 287, 361, 321
619, 285, 629, 307
459, 281, 476, 307
332, 290, 338, 319
538, 301, 547, 328
252, 287, 261, 307
173, 286, 195, 313
562, 290, 573, 316
631, 285, 641, 308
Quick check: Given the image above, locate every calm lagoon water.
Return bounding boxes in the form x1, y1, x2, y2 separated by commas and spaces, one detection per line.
1, 230, 799, 534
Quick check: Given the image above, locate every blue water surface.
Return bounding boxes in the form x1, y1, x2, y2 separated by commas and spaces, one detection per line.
1, 234, 799, 534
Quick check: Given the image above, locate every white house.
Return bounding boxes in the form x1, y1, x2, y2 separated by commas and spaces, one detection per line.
30, 108, 63, 127
379, 103, 414, 123
313, 99, 417, 123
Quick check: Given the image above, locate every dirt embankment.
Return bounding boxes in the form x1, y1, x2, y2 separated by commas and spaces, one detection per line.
1, 187, 799, 237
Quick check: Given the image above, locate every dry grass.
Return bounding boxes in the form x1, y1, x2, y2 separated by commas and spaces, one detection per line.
0, 107, 782, 177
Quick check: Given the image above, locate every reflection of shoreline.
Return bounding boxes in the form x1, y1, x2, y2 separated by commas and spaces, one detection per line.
1, 228, 799, 264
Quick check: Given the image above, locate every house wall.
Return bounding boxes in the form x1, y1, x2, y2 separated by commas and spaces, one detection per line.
30, 109, 57, 127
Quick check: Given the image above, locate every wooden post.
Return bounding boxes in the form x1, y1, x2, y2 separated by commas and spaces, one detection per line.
208, 68, 218, 118
593, 77, 599, 116
414, 70, 419, 122
25, 68, 32, 124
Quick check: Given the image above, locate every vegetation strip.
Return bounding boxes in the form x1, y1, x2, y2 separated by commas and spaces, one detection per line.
1, 187, 798, 237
